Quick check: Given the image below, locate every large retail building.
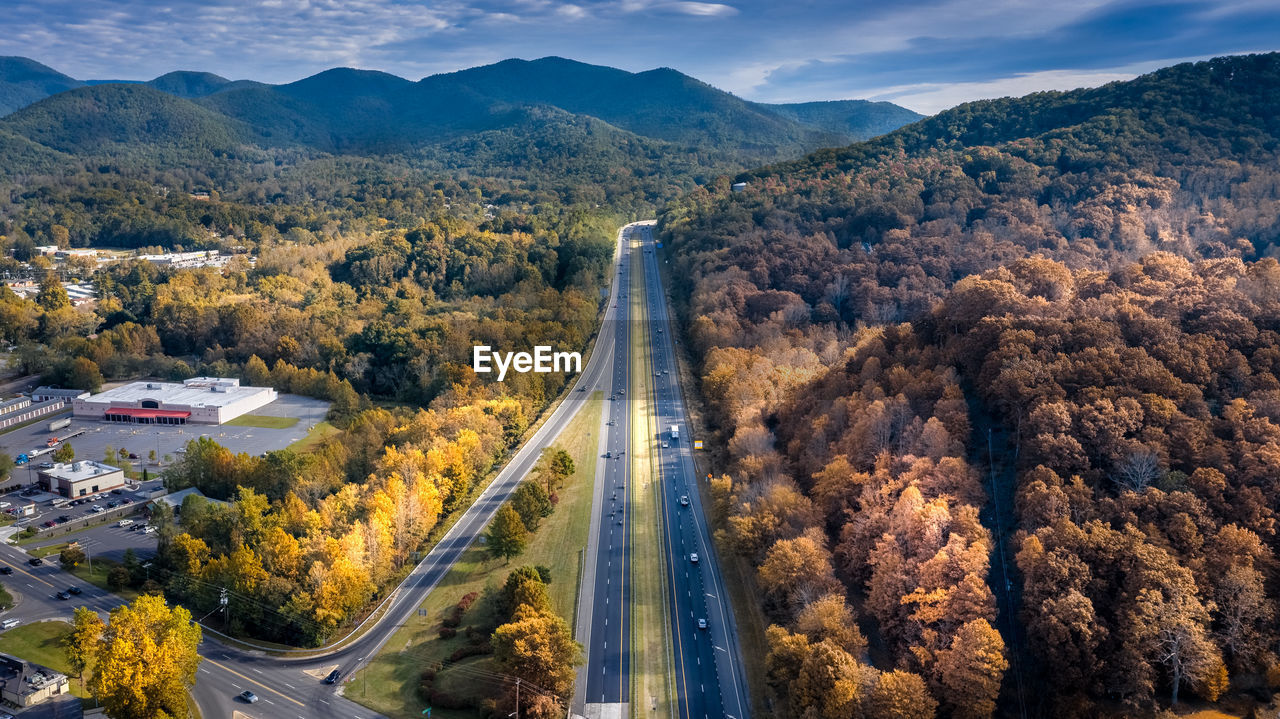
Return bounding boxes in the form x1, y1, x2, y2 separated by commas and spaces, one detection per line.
72, 377, 277, 425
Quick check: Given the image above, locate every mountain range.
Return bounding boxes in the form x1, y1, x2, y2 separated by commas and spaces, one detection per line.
0, 55, 922, 169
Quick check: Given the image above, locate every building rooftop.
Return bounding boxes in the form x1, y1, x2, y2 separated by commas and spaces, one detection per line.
38, 461, 121, 482
84, 377, 271, 409
32, 386, 91, 397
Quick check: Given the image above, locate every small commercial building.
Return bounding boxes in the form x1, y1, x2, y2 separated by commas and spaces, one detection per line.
37, 461, 125, 498
73, 377, 277, 425
0, 654, 69, 707
31, 387, 91, 406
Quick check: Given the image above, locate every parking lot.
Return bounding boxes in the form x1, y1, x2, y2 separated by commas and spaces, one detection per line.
26, 515, 158, 563
0, 394, 330, 481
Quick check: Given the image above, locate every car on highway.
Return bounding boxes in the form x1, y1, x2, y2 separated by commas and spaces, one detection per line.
662, 442, 668, 448
0, 567, 12, 575
690, 552, 699, 564
324, 669, 341, 684
68, 586, 81, 595
239, 690, 258, 703
679, 495, 689, 506
55, 591, 70, 600
698, 618, 708, 630
27, 558, 42, 566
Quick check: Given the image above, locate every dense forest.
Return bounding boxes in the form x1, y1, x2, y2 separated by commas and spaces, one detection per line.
661, 52, 1280, 717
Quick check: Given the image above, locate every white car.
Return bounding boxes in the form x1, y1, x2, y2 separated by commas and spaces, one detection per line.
90, 505, 103, 513
690, 553, 699, 564
697, 618, 707, 630
679, 495, 689, 507
662, 442, 668, 449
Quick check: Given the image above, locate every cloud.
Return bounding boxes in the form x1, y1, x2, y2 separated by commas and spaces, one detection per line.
656, 2, 738, 17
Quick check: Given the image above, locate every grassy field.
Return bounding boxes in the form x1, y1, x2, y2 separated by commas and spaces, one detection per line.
345, 393, 604, 719
0, 620, 94, 699
224, 415, 300, 429
630, 233, 676, 719
286, 421, 338, 452
27, 544, 141, 600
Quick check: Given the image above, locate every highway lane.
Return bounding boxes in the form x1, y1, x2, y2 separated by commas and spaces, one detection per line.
579, 224, 636, 711
0, 221, 640, 719
637, 223, 751, 719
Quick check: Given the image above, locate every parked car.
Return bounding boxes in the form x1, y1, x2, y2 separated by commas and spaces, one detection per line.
90, 505, 103, 513
106, 501, 118, 509
111, 489, 123, 495
120, 498, 132, 504
58, 515, 70, 522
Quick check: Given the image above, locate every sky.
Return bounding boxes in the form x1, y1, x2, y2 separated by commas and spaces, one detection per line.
2, 0, 1279, 114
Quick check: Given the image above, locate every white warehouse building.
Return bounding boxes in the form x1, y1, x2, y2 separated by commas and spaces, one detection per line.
73, 377, 277, 425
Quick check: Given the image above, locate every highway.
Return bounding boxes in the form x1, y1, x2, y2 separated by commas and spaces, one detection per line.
0, 222, 643, 719
574, 224, 638, 717
636, 223, 751, 719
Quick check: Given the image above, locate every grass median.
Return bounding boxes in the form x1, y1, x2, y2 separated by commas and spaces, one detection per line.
345, 392, 603, 719
629, 234, 676, 719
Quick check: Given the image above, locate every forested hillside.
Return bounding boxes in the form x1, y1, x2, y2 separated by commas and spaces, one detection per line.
660, 52, 1280, 718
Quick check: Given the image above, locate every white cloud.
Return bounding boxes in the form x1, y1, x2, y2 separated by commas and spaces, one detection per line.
658, 2, 737, 17
862, 61, 1184, 114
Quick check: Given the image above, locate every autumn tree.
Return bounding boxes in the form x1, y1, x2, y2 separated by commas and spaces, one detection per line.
867, 669, 937, 719
492, 605, 582, 697
486, 504, 529, 564
53, 441, 74, 464
62, 606, 103, 689
86, 594, 203, 719
60, 545, 86, 569
933, 618, 1007, 719
511, 481, 553, 531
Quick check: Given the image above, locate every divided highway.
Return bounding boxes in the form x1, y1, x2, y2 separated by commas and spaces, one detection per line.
637, 223, 751, 719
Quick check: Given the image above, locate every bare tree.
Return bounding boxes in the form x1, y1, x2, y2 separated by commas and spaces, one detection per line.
1112, 448, 1161, 492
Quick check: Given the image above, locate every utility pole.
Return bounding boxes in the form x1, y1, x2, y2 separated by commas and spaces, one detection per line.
220, 587, 229, 627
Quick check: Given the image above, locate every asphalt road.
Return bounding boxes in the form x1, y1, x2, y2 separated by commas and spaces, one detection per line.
575, 224, 638, 714
638, 224, 751, 719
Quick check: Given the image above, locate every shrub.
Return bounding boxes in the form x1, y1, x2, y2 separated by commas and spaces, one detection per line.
438, 627, 457, 639
457, 591, 479, 612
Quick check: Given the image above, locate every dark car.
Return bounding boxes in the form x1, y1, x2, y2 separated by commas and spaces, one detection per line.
120, 498, 132, 504
67, 586, 81, 595
106, 501, 118, 509
58, 515, 71, 522
27, 558, 42, 566
111, 489, 123, 495
324, 669, 341, 684
127, 453, 138, 460
0, 567, 12, 575
55, 591, 70, 600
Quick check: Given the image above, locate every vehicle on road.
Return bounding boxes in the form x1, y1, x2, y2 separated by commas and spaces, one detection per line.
0, 567, 11, 575
324, 669, 341, 684
679, 495, 689, 506
698, 618, 707, 630
1, 619, 19, 629
68, 586, 81, 595
117, 519, 133, 528
55, 591, 70, 600
239, 691, 258, 703
662, 441, 668, 448
27, 558, 42, 566
37, 462, 53, 469
690, 553, 699, 563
